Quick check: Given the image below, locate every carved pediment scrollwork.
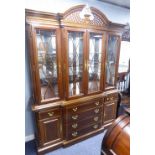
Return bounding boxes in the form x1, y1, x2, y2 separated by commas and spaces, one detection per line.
63, 5, 109, 27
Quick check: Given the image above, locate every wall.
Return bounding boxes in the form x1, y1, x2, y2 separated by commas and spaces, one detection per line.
25, 0, 130, 142
25, 41, 35, 141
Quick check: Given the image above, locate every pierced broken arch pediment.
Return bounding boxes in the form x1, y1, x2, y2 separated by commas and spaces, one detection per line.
63, 5, 110, 27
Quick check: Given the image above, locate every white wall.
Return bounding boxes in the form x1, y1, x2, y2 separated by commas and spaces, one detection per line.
25, 0, 130, 142
25, 42, 35, 142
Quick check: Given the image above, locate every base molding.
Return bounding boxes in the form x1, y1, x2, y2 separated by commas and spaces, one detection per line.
37, 127, 106, 155
37, 141, 63, 155
25, 134, 35, 142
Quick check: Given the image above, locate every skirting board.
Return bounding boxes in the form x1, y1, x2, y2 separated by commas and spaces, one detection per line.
25, 134, 35, 142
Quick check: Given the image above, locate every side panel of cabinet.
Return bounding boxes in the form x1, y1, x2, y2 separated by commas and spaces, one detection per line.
104, 102, 117, 124
38, 116, 62, 146
26, 25, 41, 103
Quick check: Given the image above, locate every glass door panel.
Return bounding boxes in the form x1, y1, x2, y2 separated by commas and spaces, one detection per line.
68, 32, 84, 97
106, 35, 118, 88
36, 29, 59, 100
88, 33, 103, 93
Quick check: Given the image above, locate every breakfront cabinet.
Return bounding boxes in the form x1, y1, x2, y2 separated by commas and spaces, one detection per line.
26, 5, 126, 154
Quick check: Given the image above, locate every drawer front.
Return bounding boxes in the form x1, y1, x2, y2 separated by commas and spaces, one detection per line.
105, 93, 118, 102
66, 100, 102, 115
66, 122, 102, 140
38, 108, 61, 120
66, 114, 102, 132
65, 106, 103, 122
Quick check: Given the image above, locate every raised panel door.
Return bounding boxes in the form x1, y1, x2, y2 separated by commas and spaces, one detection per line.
39, 117, 62, 146
104, 102, 117, 124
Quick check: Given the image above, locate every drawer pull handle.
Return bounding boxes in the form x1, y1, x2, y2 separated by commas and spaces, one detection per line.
72, 123, 78, 129
72, 132, 78, 137
72, 115, 78, 120
110, 97, 114, 100
94, 116, 99, 122
73, 107, 78, 112
48, 112, 54, 117
107, 97, 109, 101
93, 124, 98, 129
94, 109, 99, 113
95, 102, 99, 106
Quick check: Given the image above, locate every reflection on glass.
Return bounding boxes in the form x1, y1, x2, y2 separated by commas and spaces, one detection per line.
68, 32, 84, 96
36, 29, 59, 100
106, 35, 118, 87
88, 33, 102, 93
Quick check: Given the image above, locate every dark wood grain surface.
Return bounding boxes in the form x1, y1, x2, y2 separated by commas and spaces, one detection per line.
101, 115, 130, 155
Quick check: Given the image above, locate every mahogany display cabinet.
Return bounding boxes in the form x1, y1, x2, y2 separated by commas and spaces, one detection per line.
25, 5, 126, 154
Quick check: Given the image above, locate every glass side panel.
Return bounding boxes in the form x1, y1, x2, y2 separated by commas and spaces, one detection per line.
106, 35, 118, 87
119, 41, 130, 73
36, 29, 59, 100
88, 33, 102, 93
68, 32, 84, 97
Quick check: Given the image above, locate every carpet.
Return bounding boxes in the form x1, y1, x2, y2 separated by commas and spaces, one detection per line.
46, 131, 106, 155
25, 131, 106, 155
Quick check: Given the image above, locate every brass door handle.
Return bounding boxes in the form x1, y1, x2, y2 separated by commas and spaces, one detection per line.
72, 123, 78, 129
95, 102, 99, 106
94, 109, 99, 113
72, 115, 78, 120
104, 113, 106, 117
94, 116, 99, 122
72, 131, 78, 137
84, 61, 87, 71
93, 124, 98, 129
73, 107, 78, 112
48, 112, 54, 117
110, 97, 114, 100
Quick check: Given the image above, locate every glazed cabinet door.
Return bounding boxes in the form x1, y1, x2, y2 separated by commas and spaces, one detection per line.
63, 29, 106, 99
63, 29, 87, 99
87, 31, 106, 94
105, 34, 121, 90
31, 27, 63, 103
39, 116, 62, 146
104, 102, 117, 124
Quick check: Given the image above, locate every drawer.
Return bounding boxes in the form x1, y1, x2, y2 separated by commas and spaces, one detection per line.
66, 114, 102, 132
66, 122, 102, 140
38, 108, 61, 120
105, 93, 118, 102
66, 100, 102, 114
65, 106, 103, 122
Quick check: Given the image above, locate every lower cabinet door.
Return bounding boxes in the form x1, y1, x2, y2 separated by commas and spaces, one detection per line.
104, 102, 117, 124
39, 117, 62, 146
